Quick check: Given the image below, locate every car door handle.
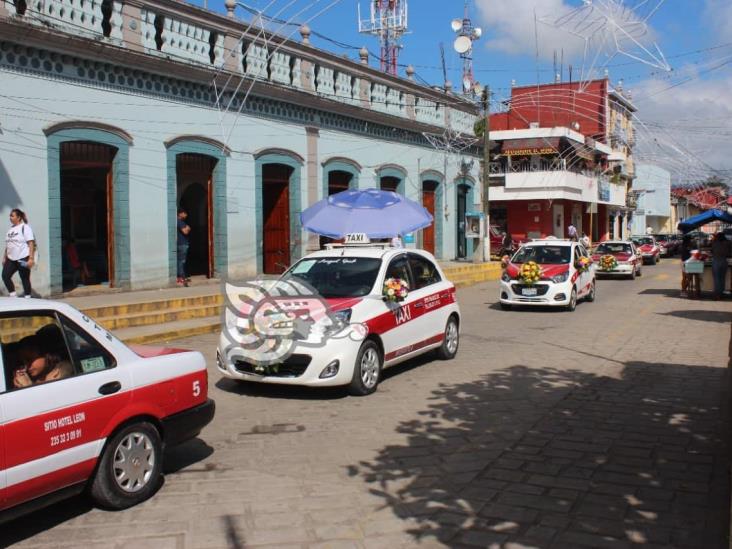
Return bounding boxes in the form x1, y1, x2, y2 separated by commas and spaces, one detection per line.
98, 381, 122, 395
414, 302, 424, 308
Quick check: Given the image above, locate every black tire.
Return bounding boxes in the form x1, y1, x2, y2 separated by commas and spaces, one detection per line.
637, 267, 642, 277
586, 280, 596, 302
630, 267, 636, 280
90, 422, 162, 510
566, 287, 577, 312
500, 302, 512, 311
436, 316, 459, 360
348, 340, 382, 396
653, 255, 658, 265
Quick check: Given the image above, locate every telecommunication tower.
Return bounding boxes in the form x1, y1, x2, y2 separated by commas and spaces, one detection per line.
451, 1, 482, 95
358, 0, 409, 75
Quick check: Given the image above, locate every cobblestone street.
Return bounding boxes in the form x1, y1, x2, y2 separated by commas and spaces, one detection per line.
3, 261, 730, 549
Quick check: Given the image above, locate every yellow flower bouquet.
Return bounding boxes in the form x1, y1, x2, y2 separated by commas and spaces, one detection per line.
599, 254, 618, 271
518, 261, 542, 285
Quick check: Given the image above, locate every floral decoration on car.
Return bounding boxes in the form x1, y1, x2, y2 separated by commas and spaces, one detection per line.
518, 261, 542, 285
599, 255, 618, 271
577, 256, 592, 273
383, 277, 409, 302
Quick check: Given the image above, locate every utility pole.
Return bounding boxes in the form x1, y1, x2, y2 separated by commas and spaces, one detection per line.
482, 85, 491, 261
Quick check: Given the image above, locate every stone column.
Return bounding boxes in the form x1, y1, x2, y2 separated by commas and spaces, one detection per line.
305, 126, 320, 252
121, 3, 144, 52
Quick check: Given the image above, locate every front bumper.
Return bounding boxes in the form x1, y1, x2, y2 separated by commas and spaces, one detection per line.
217, 330, 361, 387
499, 280, 571, 307
597, 264, 634, 275
162, 398, 215, 446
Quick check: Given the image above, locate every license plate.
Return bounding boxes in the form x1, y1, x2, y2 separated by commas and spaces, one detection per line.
521, 287, 537, 296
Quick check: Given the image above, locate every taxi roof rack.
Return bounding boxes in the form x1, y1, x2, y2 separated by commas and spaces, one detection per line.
324, 242, 393, 250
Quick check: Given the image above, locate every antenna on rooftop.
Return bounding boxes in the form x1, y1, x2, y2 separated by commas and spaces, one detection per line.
451, 1, 482, 95
358, 0, 409, 76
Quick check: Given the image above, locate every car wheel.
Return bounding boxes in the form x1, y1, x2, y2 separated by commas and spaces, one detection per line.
500, 302, 512, 311
437, 316, 459, 360
630, 267, 636, 280
586, 280, 596, 302
566, 287, 577, 312
89, 422, 162, 510
637, 267, 642, 277
348, 340, 382, 396
653, 255, 658, 265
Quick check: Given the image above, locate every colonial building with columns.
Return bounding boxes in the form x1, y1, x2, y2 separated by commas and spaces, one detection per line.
0, 0, 480, 296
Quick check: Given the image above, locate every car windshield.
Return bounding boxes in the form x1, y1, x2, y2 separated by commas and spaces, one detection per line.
654, 235, 669, 242
596, 243, 632, 254
282, 257, 382, 298
633, 237, 654, 246
512, 245, 571, 265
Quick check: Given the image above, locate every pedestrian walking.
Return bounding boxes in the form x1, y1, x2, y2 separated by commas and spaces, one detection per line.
567, 223, 578, 241
3, 208, 36, 298
177, 207, 191, 287
710, 232, 731, 299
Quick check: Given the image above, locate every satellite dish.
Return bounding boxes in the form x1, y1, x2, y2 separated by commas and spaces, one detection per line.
451, 18, 462, 32
473, 27, 482, 39
454, 35, 472, 54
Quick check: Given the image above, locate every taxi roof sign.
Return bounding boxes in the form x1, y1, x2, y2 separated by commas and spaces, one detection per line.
344, 233, 370, 244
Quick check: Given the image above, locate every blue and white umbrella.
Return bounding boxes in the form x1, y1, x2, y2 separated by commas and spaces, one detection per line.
300, 188, 433, 239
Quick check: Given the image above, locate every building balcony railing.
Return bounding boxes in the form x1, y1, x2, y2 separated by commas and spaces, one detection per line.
1, 0, 478, 133
488, 160, 604, 179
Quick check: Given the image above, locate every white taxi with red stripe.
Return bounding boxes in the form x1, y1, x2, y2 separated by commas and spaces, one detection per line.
217, 245, 460, 396
499, 239, 596, 312
591, 240, 642, 279
0, 298, 214, 522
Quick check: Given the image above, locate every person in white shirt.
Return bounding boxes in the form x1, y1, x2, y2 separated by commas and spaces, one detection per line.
3, 208, 36, 298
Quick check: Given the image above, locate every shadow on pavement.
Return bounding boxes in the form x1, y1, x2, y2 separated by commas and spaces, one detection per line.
639, 288, 683, 298
0, 496, 92, 547
215, 377, 348, 400
349, 361, 730, 547
164, 437, 215, 474
658, 310, 732, 324
1, 438, 214, 546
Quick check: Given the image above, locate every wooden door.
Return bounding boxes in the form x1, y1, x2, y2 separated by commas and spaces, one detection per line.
263, 165, 291, 274
422, 183, 436, 254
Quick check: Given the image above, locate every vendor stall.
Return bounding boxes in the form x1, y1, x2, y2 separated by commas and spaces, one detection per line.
678, 209, 732, 296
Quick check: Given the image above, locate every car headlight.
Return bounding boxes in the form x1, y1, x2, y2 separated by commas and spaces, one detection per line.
551, 272, 569, 283
501, 272, 512, 282
333, 308, 352, 324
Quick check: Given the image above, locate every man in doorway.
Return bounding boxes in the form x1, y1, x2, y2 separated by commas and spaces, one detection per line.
567, 223, 578, 242
177, 208, 191, 287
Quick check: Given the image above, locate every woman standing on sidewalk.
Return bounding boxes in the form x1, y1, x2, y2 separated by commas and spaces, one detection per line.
2, 208, 36, 298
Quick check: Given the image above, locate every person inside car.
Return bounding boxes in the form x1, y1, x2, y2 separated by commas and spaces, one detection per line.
12, 334, 74, 388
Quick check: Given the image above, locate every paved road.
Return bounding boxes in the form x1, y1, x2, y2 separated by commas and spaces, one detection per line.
4, 261, 731, 549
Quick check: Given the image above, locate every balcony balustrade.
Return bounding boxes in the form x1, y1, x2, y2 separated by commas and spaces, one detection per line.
1, 0, 477, 132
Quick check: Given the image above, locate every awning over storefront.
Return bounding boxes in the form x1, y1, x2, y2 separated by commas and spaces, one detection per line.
501, 137, 560, 156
